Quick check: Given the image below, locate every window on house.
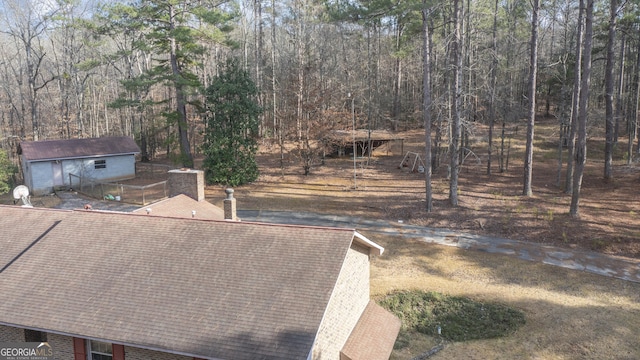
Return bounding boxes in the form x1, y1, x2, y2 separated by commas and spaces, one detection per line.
95, 160, 107, 169
87, 340, 112, 360
24, 329, 47, 342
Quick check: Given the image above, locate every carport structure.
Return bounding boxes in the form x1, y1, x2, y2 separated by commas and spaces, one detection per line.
321, 129, 404, 158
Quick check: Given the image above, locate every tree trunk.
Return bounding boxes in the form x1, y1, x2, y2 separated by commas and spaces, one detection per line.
487, 0, 499, 176
169, 4, 193, 168
254, 0, 264, 136
629, 34, 640, 164
392, 21, 403, 126
604, 0, 618, 181
422, 4, 433, 213
449, 0, 462, 206
523, 0, 540, 197
565, 0, 584, 194
296, 0, 304, 141
570, 0, 594, 218
615, 32, 626, 143
271, 0, 283, 174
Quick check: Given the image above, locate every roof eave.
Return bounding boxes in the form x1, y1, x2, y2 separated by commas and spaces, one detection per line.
23, 152, 139, 163
353, 231, 384, 255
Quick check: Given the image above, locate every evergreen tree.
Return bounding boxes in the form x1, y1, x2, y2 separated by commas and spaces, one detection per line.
99, 0, 234, 167
202, 59, 261, 186
0, 150, 16, 195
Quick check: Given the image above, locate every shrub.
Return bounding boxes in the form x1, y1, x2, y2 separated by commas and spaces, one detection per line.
379, 290, 526, 342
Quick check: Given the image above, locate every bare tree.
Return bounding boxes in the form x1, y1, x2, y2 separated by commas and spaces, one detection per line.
0, 0, 58, 141
487, 0, 499, 176
254, 0, 265, 135
295, 0, 304, 141
604, 0, 621, 180
449, 0, 462, 206
422, 2, 433, 212
629, 29, 640, 164
570, 0, 594, 218
270, 0, 283, 173
565, 0, 584, 194
50, 0, 98, 139
523, 0, 540, 197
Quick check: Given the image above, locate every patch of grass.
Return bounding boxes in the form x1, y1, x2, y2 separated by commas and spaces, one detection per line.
378, 290, 526, 342
542, 149, 559, 160
546, 209, 554, 222
501, 209, 513, 231
491, 190, 503, 199
591, 238, 607, 251
391, 329, 438, 351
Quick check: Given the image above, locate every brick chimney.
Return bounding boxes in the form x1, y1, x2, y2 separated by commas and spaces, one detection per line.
223, 188, 238, 221
168, 169, 205, 201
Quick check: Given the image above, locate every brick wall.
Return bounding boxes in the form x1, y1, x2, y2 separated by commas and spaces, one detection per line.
125, 346, 193, 360
311, 243, 371, 359
168, 169, 205, 201
48, 333, 74, 360
0, 326, 73, 360
0, 324, 23, 342
0, 325, 193, 360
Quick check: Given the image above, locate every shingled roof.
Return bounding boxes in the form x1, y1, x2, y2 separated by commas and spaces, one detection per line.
340, 301, 402, 360
132, 194, 226, 220
0, 205, 382, 360
18, 136, 140, 162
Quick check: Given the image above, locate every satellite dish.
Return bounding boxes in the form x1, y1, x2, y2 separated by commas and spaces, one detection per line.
12, 185, 29, 200
12, 185, 32, 207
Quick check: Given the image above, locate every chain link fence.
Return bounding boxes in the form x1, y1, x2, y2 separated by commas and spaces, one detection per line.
69, 173, 168, 206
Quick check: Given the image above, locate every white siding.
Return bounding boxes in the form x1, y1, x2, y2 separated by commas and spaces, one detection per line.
29, 161, 56, 195
26, 155, 136, 195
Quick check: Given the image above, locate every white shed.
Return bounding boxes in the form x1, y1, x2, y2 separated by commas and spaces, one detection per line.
18, 137, 141, 195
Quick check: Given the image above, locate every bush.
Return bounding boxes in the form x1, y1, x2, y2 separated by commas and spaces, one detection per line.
0, 149, 17, 195
379, 290, 526, 342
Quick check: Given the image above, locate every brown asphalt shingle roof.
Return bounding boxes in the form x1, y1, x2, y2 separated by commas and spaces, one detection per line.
132, 194, 225, 220
18, 137, 140, 162
0, 205, 367, 360
340, 301, 402, 360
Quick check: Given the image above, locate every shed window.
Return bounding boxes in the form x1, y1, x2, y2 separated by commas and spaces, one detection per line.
95, 160, 107, 169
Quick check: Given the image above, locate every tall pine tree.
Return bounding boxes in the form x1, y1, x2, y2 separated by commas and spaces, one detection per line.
99, 0, 234, 167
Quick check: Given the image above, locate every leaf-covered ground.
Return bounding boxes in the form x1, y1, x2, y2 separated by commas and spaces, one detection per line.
225, 119, 640, 259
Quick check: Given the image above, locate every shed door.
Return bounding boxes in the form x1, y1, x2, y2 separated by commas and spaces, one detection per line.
52, 162, 64, 186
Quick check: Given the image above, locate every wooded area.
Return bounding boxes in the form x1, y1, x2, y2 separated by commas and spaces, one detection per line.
0, 0, 638, 216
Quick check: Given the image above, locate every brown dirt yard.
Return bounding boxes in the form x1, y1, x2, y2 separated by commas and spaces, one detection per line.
227, 117, 640, 260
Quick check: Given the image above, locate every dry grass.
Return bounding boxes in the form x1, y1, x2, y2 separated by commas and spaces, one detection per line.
368, 234, 640, 359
